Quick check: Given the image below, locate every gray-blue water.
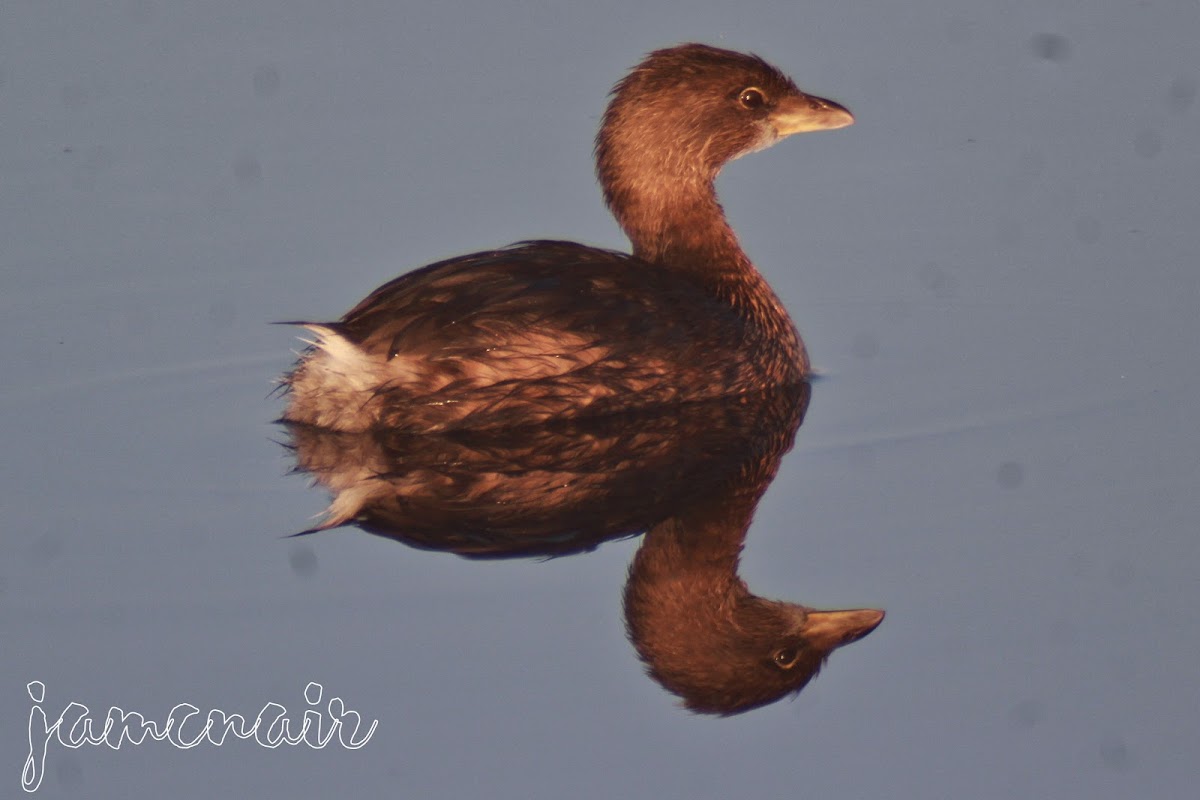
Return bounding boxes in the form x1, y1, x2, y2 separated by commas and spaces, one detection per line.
3, 2, 1197, 798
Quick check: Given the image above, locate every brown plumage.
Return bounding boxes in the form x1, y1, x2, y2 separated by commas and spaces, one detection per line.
284, 383, 812, 557
280, 43, 853, 433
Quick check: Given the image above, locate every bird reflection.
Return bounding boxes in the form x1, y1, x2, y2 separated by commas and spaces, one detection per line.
281, 381, 883, 715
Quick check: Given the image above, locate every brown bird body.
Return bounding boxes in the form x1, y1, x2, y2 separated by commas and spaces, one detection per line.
281, 44, 853, 433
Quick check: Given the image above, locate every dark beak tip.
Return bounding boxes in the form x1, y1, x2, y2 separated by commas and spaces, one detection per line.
846, 609, 885, 641
862, 608, 885, 636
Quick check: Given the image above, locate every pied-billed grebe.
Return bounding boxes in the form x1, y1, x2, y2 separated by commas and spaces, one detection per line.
282, 43, 852, 432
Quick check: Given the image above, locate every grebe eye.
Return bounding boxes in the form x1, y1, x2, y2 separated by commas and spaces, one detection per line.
772, 647, 800, 670
739, 88, 766, 109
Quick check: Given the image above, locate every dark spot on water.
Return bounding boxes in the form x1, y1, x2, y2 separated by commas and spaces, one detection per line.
851, 332, 879, 359
1008, 698, 1045, 729
997, 461, 1024, 489
1030, 33, 1071, 63
918, 263, 958, 298
233, 152, 263, 185
253, 65, 281, 99
1099, 736, 1133, 771
1167, 76, 1196, 111
289, 544, 318, 578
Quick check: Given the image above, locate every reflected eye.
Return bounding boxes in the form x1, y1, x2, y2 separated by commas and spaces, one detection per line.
772, 647, 800, 670
738, 88, 767, 110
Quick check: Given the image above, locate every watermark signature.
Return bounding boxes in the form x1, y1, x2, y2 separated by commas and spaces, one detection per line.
21, 680, 378, 793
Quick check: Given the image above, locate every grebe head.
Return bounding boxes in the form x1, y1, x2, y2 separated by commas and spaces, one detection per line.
595, 43, 853, 264
596, 43, 853, 192
626, 574, 884, 716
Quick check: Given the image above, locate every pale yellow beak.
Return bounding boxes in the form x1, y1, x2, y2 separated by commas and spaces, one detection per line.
770, 93, 855, 136
801, 607, 885, 652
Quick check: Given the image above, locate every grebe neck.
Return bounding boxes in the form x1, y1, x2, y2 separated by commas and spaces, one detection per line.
605, 172, 805, 371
